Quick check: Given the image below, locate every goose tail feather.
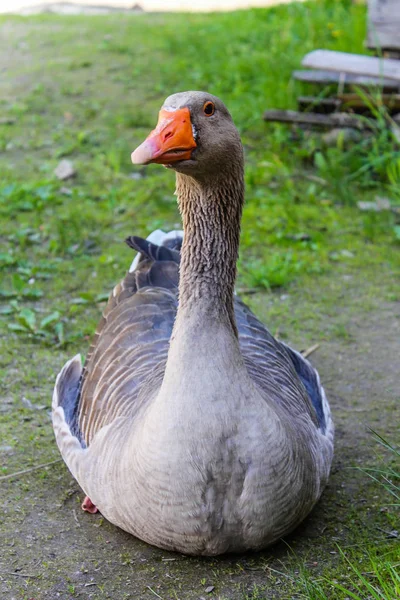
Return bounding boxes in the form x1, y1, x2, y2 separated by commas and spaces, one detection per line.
128, 228, 183, 273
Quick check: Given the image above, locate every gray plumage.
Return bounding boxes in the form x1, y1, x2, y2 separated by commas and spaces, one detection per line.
53, 92, 334, 556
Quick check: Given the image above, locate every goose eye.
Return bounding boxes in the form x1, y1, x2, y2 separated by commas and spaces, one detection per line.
203, 101, 215, 116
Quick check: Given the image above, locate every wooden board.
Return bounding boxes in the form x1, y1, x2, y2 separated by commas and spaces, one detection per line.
298, 94, 400, 115
302, 50, 400, 83
367, 0, 400, 51
293, 69, 400, 91
263, 110, 374, 130
338, 93, 400, 112
298, 96, 341, 114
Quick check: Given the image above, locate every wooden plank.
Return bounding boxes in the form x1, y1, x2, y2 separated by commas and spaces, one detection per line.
298, 96, 341, 114
298, 94, 400, 115
368, 0, 400, 51
293, 69, 400, 91
302, 50, 400, 83
338, 93, 400, 112
263, 110, 373, 130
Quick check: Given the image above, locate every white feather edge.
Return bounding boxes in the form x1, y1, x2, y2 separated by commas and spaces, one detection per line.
52, 353, 81, 411
52, 354, 87, 480
128, 228, 184, 273
52, 354, 119, 500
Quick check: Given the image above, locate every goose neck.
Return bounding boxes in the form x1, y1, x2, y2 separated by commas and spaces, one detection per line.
175, 170, 244, 331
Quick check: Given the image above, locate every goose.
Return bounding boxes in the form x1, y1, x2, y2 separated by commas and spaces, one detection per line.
52, 91, 334, 556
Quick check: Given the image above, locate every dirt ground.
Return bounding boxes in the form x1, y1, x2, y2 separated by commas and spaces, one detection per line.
1, 269, 399, 600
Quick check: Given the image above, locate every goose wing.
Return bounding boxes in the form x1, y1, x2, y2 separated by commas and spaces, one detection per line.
53, 230, 182, 448
235, 298, 331, 435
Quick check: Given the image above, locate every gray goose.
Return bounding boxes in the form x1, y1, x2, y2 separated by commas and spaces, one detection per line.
52, 91, 334, 556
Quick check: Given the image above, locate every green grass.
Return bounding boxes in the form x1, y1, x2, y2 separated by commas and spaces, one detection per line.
0, 1, 399, 598
298, 433, 400, 600
0, 0, 399, 340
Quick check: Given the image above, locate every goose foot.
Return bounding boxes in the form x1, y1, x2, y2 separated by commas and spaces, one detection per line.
81, 496, 99, 514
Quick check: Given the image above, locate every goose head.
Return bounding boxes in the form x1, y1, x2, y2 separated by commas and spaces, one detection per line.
131, 91, 243, 179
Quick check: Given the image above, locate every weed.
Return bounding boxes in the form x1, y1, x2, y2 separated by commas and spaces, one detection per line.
243, 252, 300, 290
8, 307, 66, 346
0, 181, 59, 216
298, 433, 400, 600
361, 431, 400, 508
276, 84, 400, 210
0, 273, 43, 301
70, 291, 109, 306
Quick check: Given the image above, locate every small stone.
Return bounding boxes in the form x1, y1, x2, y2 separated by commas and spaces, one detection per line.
322, 127, 361, 147
60, 186, 73, 195
375, 196, 392, 210
205, 586, 215, 593
357, 201, 376, 211
287, 232, 311, 241
22, 396, 34, 409
392, 124, 400, 144
129, 172, 143, 180
357, 197, 391, 212
340, 250, 354, 258
54, 159, 76, 180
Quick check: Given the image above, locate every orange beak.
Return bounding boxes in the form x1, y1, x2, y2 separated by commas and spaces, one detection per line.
131, 107, 197, 165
